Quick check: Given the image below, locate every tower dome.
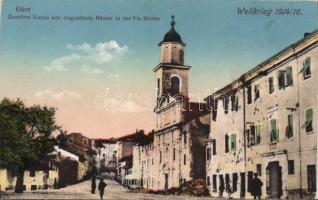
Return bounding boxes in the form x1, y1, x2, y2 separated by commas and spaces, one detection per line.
159, 16, 185, 46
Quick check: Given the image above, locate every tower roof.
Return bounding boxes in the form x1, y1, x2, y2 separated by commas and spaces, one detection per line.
159, 15, 185, 46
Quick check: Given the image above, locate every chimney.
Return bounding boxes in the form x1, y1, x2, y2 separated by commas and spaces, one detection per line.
304, 32, 310, 38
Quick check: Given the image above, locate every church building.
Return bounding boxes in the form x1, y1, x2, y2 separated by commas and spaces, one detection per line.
138, 16, 210, 191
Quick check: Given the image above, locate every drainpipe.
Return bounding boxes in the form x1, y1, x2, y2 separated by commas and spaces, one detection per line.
293, 47, 303, 198
242, 82, 247, 198
315, 95, 318, 199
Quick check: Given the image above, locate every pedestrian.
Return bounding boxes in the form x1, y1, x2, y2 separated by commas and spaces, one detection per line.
98, 178, 107, 200
250, 173, 263, 200
91, 175, 96, 194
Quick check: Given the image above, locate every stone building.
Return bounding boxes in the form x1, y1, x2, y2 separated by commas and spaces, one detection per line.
125, 131, 154, 189
137, 16, 210, 191
115, 130, 145, 183
0, 162, 58, 192
205, 83, 245, 198
94, 138, 117, 175
206, 29, 318, 199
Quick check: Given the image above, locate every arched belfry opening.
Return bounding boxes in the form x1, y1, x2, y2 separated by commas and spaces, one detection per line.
171, 76, 180, 93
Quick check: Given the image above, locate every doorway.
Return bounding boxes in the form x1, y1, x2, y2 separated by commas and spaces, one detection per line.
164, 173, 168, 190
240, 172, 245, 197
266, 161, 282, 198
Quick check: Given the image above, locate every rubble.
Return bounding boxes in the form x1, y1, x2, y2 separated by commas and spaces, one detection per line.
133, 179, 210, 197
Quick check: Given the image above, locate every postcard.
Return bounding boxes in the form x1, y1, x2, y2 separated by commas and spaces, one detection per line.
0, 0, 318, 199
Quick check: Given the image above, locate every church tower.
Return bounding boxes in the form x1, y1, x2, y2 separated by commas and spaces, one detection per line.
154, 16, 191, 98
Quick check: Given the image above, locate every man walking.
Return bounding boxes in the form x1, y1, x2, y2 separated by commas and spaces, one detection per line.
98, 178, 107, 200
250, 173, 263, 199
91, 175, 96, 194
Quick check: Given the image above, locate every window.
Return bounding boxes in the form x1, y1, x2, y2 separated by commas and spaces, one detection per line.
31, 185, 37, 190
212, 175, 217, 192
285, 66, 293, 86
184, 154, 186, 165
152, 158, 154, 165
257, 164, 262, 176
288, 160, 294, 175
183, 132, 187, 144
30, 169, 35, 177
206, 176, 211, 186
225, 134, 229, 153
223, 97, 229, 114
171, 76, 180, 93
254, 84, 260, 101
286, 113, 294, 138
269, 77, 274, 94
173, 148, 176, 161
270, 119, 279, 143
231, 94, 239, 111
233, 173, 238, 192
247, 85, 252, 104
307, 165, 316, 192
305, 108, 313, 133
278, 70, 285, 89
225, 174, 230, 191
249, 125, 256, 146
212, 139, 217, 155
207, 147, 211, 161
231, 134, 236, 151
303, 57, 311, 79
160, 151, 162, 163
157, 78, 160, 96
256, 125, 261, 145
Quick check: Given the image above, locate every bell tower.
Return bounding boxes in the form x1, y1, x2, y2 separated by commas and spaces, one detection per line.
154, 16, 191, 98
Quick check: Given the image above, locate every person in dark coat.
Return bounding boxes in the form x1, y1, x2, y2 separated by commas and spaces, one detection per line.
98, 178, 107, 200
250, 174, 263, 199
91, 175, 96, 194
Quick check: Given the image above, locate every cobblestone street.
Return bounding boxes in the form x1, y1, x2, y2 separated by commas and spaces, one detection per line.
0, 179, 216, 200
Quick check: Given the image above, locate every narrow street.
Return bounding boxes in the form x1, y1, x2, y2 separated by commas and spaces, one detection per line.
0, 179, 216, 200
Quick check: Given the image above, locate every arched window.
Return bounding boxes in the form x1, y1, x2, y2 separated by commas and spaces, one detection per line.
157, 78, 160, 96
171, 76, 180, 93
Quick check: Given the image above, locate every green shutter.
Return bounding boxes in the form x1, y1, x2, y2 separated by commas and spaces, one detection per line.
286, 114, 293, 138
286, 67, 293, 86
278, 70, 285, 89
254, 85, 260, 100
270, 119, 278, 142
231, 134, 236, 151
306, 108, 313, 121
305, 108, 313, 132
303, 57, 311, 78
269, 77, 274, 94
256, 125, 261, 144
234, 95, 239, 111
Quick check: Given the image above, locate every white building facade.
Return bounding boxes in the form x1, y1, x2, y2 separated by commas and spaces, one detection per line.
206, 29, 318, 199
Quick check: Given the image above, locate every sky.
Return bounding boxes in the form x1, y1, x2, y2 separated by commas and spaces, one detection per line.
0, 0, 317, 138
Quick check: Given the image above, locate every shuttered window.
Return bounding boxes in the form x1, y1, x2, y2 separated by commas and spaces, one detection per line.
269, 77, 274, 94
225, 134, 229, 153
285, 66, 293, 86
270, 119, 279, 143
305, 108, 313, 133
278, 70, 285, 89
231, 134, 236, 151
254, 84, 260, 101
286, 114, 293, 138
303, 57, 311, 79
